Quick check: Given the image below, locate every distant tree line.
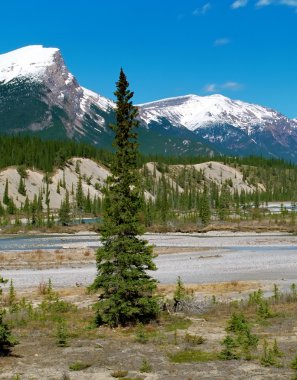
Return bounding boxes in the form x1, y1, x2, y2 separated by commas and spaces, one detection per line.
1, 135, 297, 227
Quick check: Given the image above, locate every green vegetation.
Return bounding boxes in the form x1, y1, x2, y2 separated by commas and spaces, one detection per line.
0, 277, 18, 356
164, 315, 192, 332
69, 361, 91, 371
92, 70, 159, 327
56, 318, 68, 347
168, 349, 218, 363
0, 134, 113, 172
2, 130, 297, 230
139, 358, 152, 373
2, 279, 297, 376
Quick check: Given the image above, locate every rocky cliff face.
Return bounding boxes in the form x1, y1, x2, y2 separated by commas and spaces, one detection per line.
138, 94, 297, 161
0, 45, 114, 141
0, 45, 297, 161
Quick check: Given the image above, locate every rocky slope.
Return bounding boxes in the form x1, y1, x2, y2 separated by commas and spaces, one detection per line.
0, 158, 263, 210
0, 45, 214, 157
0, 45, 297, 161
138, 94, 297, 161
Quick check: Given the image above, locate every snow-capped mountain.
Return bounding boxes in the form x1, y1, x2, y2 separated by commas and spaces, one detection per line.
138, 95, 297, 161
0, 45, 297, 161
0, 45, 115, 143
138, 94, 297, 133
0, 45, 214, 156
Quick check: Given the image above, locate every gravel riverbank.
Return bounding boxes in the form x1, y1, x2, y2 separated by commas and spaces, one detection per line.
1, 231, 297, 289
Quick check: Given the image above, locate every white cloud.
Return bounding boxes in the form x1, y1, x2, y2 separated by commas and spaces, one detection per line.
280, 0, 297, 7
214, 38, 231, 46
231, 0, 248, 9
204, 83, 218, 92
256, 0, 297, 8
222, 81, 243, 90
204, 82, 243, 93
193, 2, 211, 15
256, 0, 273, 6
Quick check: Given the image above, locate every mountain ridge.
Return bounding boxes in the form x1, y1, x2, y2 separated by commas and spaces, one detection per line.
0, 45, 297, 161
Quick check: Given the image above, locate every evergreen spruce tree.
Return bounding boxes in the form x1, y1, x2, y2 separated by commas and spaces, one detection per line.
59, 190, 71, 226
45, 182, 51, 227
7, 198, 16, 215
3, 179, 9, 206
18, 176, 26, 196
76, 175, 84, 211
93, 69, 159, 327
0, 201, 4, 217
199, 185, 211, 225
85, 189, 92, 213
0, 276, 17, 355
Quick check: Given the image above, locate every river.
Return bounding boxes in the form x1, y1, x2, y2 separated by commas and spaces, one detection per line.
1, 232, 297, 287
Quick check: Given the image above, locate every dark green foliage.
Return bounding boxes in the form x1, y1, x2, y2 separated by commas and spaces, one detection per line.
0, 276, 8, 295
93, 70, 159, 327
0, 134, 113, 173
173, 276, 187, 311
0, 311, 18, 356
226, 313, 250, 334
56, 318, 68, 347
0, 277, 18, 356
224, 312, 258, 360
260, 339, 282, 367
219, 335, 239, 360
3, 179, 9, 205
76, 175, 84, 211
248, 289, 274, 319
173, 276, 186, 304
17, 176, 26, 196
59, 190, 71, 226
199, 185, 211, 225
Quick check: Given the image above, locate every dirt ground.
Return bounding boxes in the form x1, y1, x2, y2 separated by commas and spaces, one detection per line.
1, 281, 297, 380
1, 232, 297, 379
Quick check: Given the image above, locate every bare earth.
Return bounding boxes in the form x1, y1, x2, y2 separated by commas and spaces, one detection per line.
1, 231, 297, 379
1, 231, 297, 290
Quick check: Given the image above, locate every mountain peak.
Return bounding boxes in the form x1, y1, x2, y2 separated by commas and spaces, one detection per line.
0, 45, 60, 83
138, 92, 284, 132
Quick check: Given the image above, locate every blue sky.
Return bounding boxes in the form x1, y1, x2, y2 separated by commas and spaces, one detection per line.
1, 0, 297, 117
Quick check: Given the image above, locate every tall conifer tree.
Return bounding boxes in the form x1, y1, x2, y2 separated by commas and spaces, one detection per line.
93, 69, 159, 327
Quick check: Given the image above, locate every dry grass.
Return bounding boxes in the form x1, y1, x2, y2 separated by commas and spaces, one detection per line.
157, 280, 261, 298
0, 248, 96, 269
2, 282, 297, 379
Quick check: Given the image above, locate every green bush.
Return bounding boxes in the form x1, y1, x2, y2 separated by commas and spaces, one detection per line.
69, 361, 91, 371
0, 310, 18, 356
219, 335, 239, 360
139, 358, 152, 373
56, 318, 68, 347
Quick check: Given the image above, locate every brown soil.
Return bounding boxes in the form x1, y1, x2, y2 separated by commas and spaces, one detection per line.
1, 285, 296, 379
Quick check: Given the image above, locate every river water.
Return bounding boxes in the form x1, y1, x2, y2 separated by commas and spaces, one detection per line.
1, 232, 297, 287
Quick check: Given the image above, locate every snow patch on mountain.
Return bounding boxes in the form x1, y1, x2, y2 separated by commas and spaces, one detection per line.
0, 45, 60, 83
81, 87, 115, 115
138, 94, 290, 134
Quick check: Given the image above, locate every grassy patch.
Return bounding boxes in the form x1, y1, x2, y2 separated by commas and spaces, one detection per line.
168, 349, 218, 363
164, 315, 192, 332
69, 361, 91, 371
